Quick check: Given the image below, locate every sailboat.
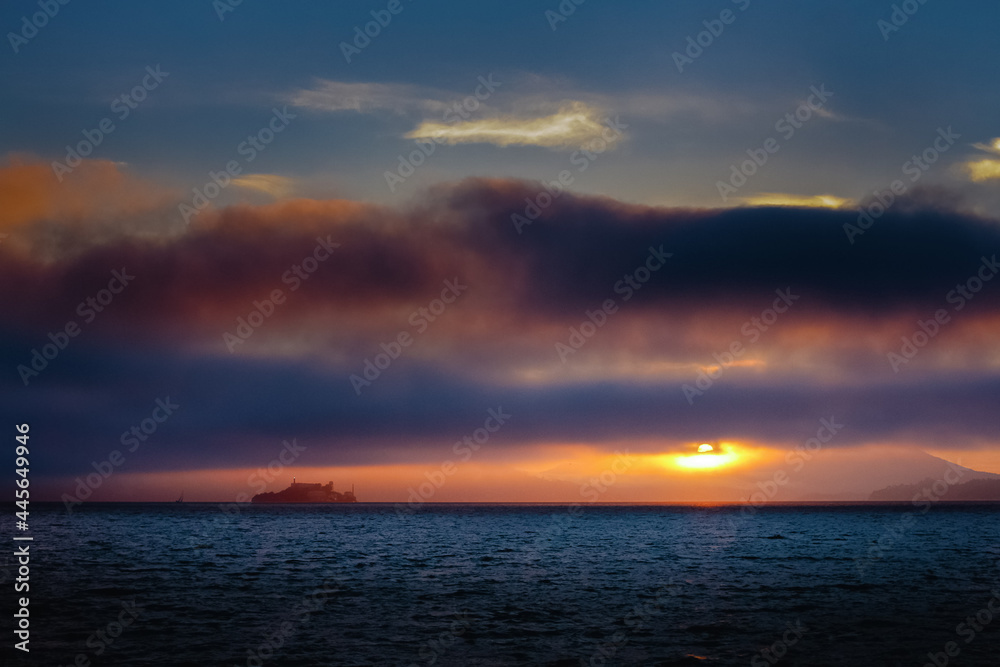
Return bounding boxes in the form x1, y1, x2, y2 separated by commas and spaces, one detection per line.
175, 492, 184, 503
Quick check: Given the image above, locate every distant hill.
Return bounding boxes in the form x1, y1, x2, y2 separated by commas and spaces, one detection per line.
869, 477, 1000, 502
743, 448, 998, 502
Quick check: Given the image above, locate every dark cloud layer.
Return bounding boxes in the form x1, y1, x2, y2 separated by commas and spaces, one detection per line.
3, 179, 999, 476
4, 180, 1000, 343
5, 340, 1000, 476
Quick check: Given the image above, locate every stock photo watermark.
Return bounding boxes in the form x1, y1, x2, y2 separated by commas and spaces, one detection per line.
213, 0, 245, 21
394, 407, 511, 515
531, 451, 636, 543
751, 619, 808, 667
671, 0, 752, 73
223, 236, 340, 352
878, 0, 931, 41
682, 288, 799, 404
16, 268, 135, 386
7, 0, 72, 54
350, 278, 467, 394
53, 599, 143, 666
556, 245, 672, 362
385, 74, 501, 193
843, 126, 959, 244
920, 591, 1000, 667
339, 0, 414, 63
61, 397, 180, 512
855, 461, 966, 577
742, 417, 843, 512
716, 84, 833, 202
408, 611, 472, 666
715, 418, 843, 540
544, 0, 587, 31
236, 577, 343, 667
51, 65, 169, 181
179, 107, 296, 223
582, 578, 681, 666
887, 254, 998, 372
512, 115, 628, 234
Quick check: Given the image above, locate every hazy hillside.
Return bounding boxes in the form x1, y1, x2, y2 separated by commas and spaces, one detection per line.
869, 477, 1000, 502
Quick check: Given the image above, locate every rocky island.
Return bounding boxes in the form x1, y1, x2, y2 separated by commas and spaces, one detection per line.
251, 480, 357, 503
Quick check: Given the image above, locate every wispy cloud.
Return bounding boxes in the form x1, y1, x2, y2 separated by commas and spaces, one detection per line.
972, 138, 1000, 155
740, 193, 851, 208
289, 80, 448, 115
405, 101, 619, 150
232, 174, 296, 198
291, 78, 622, 150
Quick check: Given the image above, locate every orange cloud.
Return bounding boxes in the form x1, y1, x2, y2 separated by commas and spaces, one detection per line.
0, 154, 176, 232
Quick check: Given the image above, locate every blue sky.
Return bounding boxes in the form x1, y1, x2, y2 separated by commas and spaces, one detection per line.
4, 0, 999, 208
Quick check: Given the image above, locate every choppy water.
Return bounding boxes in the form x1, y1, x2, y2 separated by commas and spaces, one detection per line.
6, 503, 1000, 666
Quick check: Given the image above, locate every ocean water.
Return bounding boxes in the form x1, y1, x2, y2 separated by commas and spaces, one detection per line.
6, 503, 1000, 666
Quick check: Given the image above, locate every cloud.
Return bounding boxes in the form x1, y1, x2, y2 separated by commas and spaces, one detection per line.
960, 137, 1000, 182
405, 102, 620, 150
8, 344, 1000, 475
290, 78, 624, 150
0, 155, 182, 262
0, 155, 176, 232
4, 176, 1000, 406
5, 177, 1000, 476
964, 159, 1000, 183
4, 177, 1000, 342
289, 80, 448, 115
972, 138, 1000, 155
232, 174, 296, 198
739, 193, 851, 208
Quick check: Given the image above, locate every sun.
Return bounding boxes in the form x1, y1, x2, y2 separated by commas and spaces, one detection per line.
673, 442, 739, 470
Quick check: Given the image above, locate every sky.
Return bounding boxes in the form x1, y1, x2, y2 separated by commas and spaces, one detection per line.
2, 0, 1000, 504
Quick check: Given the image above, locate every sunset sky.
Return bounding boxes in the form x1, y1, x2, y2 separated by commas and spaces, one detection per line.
3, 0, 1000, 503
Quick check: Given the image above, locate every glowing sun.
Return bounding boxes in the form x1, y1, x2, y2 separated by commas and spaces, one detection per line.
673, 443, 739, 470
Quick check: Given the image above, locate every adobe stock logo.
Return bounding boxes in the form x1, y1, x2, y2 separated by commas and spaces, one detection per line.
682, 288, 799, 404
179, 107, 296, 224
62, 397, 180, 513
350, 278, 468, 395
671, 0, 752, 73
843, 127, 960, 244
877, 0, 931, 41
339, 0, 414, 63
544, 0, 587, 31
716, 85, 833, 202
887, 254, 998, 372
384, 75, 501, 193
7, 0, 71, 54
555, 245, 671, 363
223, 236, 339, 353
394, 407, 511, 516
17, 268, 135, 386
51, 66, 169, 181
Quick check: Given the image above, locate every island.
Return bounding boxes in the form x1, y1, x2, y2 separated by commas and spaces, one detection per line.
251, 480, 357, 503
